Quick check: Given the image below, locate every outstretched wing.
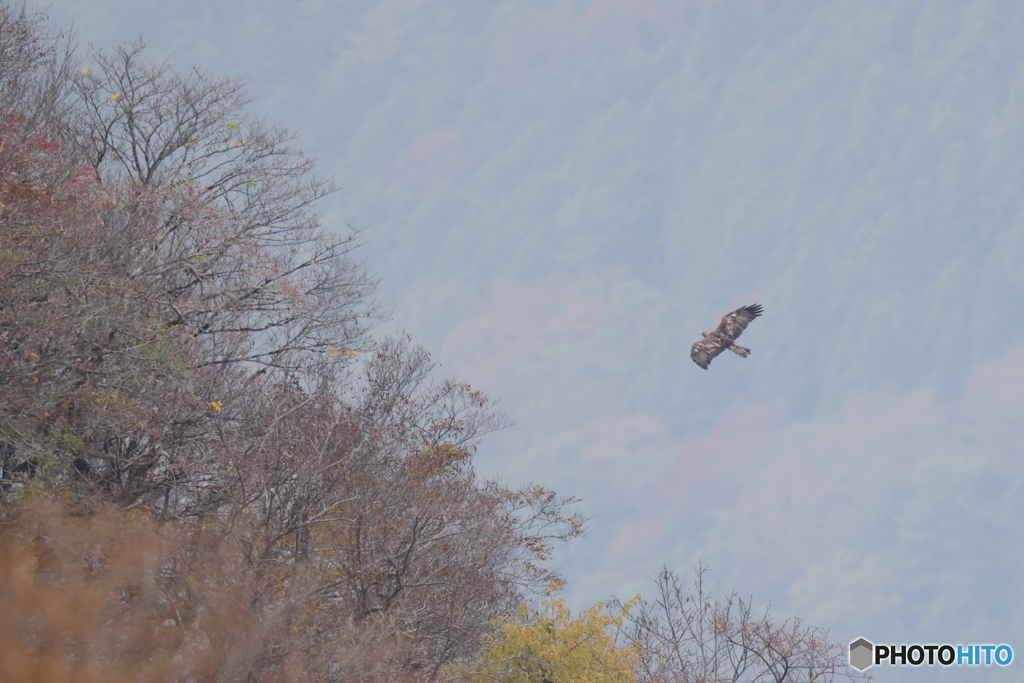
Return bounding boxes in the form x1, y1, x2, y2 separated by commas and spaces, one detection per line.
691, 337, 726, 370
715, 304, 763, 341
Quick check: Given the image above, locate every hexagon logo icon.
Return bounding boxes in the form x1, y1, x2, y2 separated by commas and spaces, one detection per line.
849, 638, 874, 671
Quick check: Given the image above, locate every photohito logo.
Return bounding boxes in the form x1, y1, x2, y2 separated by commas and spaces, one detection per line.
849, 638, 1013, 671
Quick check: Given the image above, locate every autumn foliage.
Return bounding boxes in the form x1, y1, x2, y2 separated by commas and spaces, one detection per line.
0, 4, 867, 683
0, 5, 584, 681
453, 596, 640, 683
0, 502, 247, 682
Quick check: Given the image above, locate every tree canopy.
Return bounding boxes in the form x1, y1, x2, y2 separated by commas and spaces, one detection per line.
0, 5, 584, 679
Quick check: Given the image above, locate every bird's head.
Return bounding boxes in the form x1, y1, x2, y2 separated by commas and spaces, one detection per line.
700, 331, 710, 338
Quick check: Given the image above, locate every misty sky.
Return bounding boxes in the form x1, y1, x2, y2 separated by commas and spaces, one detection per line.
39, 1, 1024, 680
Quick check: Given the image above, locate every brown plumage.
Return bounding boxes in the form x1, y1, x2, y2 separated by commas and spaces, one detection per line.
690, 304, 763, 370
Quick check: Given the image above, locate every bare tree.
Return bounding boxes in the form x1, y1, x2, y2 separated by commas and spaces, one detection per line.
0, 2, 77, 187
74, 42, 381, 375
0, 121, 225, 505
198, 335, 585, 679
611, 565, 869, 683
3, 37, 381, 505
1, 9, 588, 680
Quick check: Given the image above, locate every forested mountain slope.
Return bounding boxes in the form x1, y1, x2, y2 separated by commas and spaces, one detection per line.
40, 2, 1024, 679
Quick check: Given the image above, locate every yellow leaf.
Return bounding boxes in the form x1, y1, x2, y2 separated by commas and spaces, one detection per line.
344, 350, 357, 356
81, 67, 91, 74
109, 93, 120, 100
28, 352, 39, 359
326, 349, 339, 358
207, 401, 224, 412
226, 122, 241, 129
456, 596, 639, 683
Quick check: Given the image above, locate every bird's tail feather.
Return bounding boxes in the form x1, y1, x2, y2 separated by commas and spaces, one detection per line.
729, 344, 751, 358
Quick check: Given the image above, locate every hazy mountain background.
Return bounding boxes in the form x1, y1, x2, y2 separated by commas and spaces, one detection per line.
43, 0, 1024, 679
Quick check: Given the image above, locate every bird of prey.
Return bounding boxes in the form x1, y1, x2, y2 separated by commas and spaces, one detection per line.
690, 304, 763, 370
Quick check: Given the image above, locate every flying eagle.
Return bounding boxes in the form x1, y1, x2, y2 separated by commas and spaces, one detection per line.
690, 304, 763, 370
